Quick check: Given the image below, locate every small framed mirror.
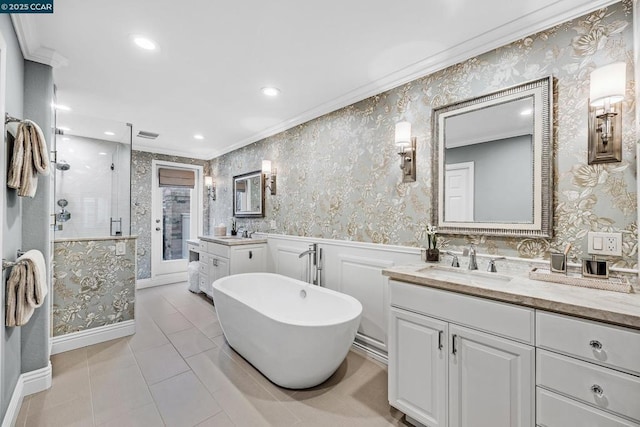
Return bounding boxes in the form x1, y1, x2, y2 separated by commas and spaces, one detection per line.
233, 170, 265, 218
432, 76, 553, 237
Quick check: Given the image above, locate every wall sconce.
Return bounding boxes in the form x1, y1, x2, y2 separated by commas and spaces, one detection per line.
588, 62, 625, 164
395, 121, 416, 182
262, 160, 277, 195
204, 175, 216, 201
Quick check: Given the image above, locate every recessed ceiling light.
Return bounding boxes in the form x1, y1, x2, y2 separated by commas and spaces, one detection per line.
104, 131, 115, 136
98, 152, 108, 156
261, 87, 281, 97
132, 35, 157, 51
58, 126, 71, 132
62, 137, 70, 141
194, 134, 204, 140
53, 104, 71, 111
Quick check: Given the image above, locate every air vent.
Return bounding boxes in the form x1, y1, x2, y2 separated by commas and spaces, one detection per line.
136, 130, 159, 139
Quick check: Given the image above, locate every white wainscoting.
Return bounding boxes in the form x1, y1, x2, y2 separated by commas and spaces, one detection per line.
263, 234, 420, 359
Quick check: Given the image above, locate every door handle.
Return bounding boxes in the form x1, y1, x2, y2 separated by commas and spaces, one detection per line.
452, 334, 458, 355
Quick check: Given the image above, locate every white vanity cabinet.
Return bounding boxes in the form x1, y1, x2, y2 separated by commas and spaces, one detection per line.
198, 239, 267, 298
389, 280, 535, 427
535, 311, 640, 427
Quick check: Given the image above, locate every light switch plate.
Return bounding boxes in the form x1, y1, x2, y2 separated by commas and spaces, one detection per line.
587, 232, 622, 256
115, 241, 126, 256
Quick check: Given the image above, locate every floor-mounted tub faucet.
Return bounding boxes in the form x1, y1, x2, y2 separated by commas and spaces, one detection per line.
299, 244, 322, 286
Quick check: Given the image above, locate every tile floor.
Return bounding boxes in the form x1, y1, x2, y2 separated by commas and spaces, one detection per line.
16, 282, 408, 426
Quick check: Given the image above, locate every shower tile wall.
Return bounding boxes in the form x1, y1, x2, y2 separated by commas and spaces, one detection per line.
55, 135, 131, 238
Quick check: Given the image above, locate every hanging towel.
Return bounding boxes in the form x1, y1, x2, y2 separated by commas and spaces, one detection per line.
5, 250, 48, 327
7, 120, 50, 198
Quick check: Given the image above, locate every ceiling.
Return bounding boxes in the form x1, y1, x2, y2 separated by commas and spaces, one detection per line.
15, 0, 614, 159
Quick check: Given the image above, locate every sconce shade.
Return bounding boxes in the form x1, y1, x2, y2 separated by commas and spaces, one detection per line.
262, 160, 272, 174
395, 122, 412, 147
590, 62, 626, 107
204, 176, 213, 188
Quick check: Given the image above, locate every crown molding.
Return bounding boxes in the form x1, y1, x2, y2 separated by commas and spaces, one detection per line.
133, 142, 211, 160
203, 0, 619, 160
11, 15, 68, 68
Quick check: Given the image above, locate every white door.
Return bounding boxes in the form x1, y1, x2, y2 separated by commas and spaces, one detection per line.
445, 162, 474, 222
151, 161, 203, 284
389, 307, 448, 427
449, 324, 534, 427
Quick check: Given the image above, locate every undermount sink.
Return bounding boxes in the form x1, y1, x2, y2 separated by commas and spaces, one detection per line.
418, 265, 513, 286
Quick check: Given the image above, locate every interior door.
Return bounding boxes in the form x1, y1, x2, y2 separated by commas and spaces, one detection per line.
445, 162, 474, 222
151, 161, 202, 283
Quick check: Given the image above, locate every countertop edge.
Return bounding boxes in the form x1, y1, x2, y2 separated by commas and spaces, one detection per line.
383, 269, 640, 330
198, 235, 268, 246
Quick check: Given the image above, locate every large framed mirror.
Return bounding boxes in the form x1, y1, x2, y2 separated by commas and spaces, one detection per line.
233, 170, 265, 218
432, 76, 553, 237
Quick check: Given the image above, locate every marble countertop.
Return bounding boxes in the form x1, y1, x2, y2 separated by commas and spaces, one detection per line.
198, 235, 268, 246
383, 263, 640, 330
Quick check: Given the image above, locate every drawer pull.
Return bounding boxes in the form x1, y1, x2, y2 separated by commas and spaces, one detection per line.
249, 250, 253, 259
589, 340, 603, 351
212, 258, 219, 267
591, 384, 604, 397
452, 334, 458, 355
438, 330, 443, 350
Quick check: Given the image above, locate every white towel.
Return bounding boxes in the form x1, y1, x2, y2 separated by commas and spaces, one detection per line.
5, 250, 48, 327
7, 120, 50, 198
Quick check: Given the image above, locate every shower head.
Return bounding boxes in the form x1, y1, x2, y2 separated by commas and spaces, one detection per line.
56, 161, 70, 171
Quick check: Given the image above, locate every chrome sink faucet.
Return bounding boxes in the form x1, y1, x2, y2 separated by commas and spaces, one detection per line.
445, 251, 460, 267
463, 244, 478, 270
487, 257, 506, 273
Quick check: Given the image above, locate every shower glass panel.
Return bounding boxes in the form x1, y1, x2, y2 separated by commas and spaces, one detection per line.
54, 114, 131, 238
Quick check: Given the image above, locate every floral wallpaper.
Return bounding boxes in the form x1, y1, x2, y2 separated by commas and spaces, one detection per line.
52, 238, 136, 336
209, 2, 637, 268
131, 151, 210, 280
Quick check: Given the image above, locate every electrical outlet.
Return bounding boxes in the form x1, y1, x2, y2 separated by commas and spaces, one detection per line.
115, 241, 126, 256
587, 232, 622, 256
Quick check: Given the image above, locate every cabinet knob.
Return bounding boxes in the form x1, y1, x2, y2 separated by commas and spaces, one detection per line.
591, 384, 604, 397
589, 340, 603, 351
155, 227, 161, 231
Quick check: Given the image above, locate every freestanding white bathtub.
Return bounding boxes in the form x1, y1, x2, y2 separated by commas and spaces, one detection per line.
212, 272, 363, 389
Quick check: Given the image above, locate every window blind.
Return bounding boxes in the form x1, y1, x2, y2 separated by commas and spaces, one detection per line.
158, 168, 195, 188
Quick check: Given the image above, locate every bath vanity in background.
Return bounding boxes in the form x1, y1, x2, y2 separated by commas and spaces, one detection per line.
383, 264, 640, 427
197, 236, 267, 297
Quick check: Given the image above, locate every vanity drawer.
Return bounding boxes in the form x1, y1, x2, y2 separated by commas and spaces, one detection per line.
537, 349, 640, 422
199, 254, 209, 274
207, 242, 230, 258
390, 280, 534, 344
537, 387, 640, 427
537, 311, 640, 375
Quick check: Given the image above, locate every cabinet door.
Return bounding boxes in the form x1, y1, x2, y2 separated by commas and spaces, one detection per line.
389, 307, 448, 427
211, 256, 230, 282
229, 245, 267, 275
449, 324, 534, 427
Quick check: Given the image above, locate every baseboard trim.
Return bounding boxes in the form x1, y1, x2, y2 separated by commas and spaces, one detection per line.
351, 341, 388, 365
1, 362, 52, 427
136, 273, 186, 289
51, 320, 136, 355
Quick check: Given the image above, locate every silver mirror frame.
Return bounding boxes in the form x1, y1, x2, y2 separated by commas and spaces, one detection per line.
233, 170, 265, 218
432, 76, 554, 238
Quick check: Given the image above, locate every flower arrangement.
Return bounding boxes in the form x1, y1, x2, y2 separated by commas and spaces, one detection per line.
425, 224, 439, 262
426, 224, 438, 249
230, 217, 237, 235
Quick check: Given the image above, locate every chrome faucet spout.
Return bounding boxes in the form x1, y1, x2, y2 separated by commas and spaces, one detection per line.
465, 244, 478, 270
298, 249, 314, 258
